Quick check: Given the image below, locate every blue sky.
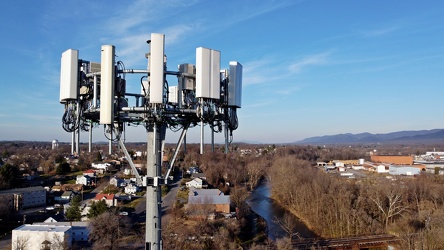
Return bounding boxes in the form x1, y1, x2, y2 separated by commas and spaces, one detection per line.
1, 0, 444, 144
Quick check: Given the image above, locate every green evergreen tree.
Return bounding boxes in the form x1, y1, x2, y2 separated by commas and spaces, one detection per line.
65, 195, 82, 221
95, 151, 102, 162
88, 200, 108, 218
0, 163, 19, 188
56, 161, 71, 174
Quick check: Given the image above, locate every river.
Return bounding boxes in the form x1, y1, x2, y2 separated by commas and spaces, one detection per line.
247, 179, 317, 241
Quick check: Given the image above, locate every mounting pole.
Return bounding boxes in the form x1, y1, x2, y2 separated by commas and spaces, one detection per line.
145, 122, 164, 250
211, 121, 215, 152
89, 121, 93, 153
200, 120, 204, 154
108, 126, 112, 155
225, 122, 229, 154
71, 131, 75, 154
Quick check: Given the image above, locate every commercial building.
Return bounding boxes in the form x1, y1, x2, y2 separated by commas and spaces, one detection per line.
12, 224, 72, 250
0, 186, 46, 210
371, 155, 414, 165
389, 165, 425, 176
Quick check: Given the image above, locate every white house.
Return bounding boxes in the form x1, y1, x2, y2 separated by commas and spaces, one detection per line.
110, 176, 124, 187
91, 162, 111, 171
76, 175, 91, 186
12, 224, 72, 250
186, 177, 207, 189
124, 183, 139, 194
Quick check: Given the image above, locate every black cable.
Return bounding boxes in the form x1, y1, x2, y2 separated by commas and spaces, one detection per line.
140, 76, 148, 97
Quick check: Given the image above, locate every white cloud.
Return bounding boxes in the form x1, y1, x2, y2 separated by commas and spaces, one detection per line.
288, 51, 332, 73
274, 86, 302, 95
359, 25, 398, 37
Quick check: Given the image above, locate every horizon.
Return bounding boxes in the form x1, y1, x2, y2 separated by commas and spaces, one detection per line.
1, 1, 444, 144
1, 127, 444, 145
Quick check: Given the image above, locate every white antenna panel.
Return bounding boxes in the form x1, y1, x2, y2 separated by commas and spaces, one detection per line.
60, 49, 79, 103
149, 33, 165, 104
100, 45, 115, 125
228, 61, 242, 108
196, 47, 220, 99
168, 86, 179, 105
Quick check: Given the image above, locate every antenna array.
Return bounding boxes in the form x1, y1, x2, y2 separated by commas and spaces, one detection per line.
59, 33, 242, 250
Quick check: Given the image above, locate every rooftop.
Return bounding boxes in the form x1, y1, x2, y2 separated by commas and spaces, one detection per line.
0, 186, 45, 194
14, 224, 71, 233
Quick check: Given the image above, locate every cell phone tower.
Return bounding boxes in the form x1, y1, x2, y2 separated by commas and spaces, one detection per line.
59, 33, 242, 250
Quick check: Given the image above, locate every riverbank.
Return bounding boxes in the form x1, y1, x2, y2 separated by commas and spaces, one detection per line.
247, 179, 317, 241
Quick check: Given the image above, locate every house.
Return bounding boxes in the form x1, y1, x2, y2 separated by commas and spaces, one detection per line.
61, 191, 73, 200
12, 224, 72, 250
110, 176, 124, 187
91, 162, 111, 171
124, 183, 139, 194
94, 193, 116, 207
186, 166, 200, 175
54, 191, 73, 204
123, 168, 132, 176
187, 189, 230, 214
186, 177, 208, 189
76, 175, 91, 186
0, 186, 46, 210
83, 169, 96, 177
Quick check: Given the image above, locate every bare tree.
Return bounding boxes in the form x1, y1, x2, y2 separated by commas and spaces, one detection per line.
370, 184, 409, 229
13, 235, 30, 250
89, 211, 132, 250
274, 214, 300, 242
245, 161, 265, 190
51, 233, 70, 250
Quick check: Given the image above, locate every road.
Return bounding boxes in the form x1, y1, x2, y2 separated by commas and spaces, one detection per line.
0, 234, 11, 249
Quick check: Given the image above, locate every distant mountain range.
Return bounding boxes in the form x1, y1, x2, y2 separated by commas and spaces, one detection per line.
295, 129, 444, 144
